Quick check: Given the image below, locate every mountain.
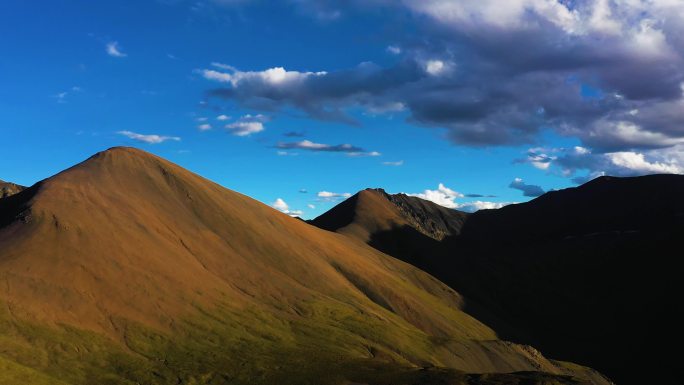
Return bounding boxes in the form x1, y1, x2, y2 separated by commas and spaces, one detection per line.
311, 188, 467, 267
0, 147, 610, 385
312, 175, 684, 385
0, 179, 24, 198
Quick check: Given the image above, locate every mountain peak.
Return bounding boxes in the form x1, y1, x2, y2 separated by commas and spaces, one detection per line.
313, 187, 468, 243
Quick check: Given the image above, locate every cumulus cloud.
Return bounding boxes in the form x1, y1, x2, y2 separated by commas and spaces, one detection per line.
224, 114, 267, 136
216, 114, 230, 121
106, 41, 127, 57
407, 183, 464, 209
226, 121, 264, 136
199, 0, 684, 174
272, 198, 289, 212
458, 201, 514, 213
509, 178, 545, 197
117, 130, 180, 144
607, 152, 682, 174
526, 146, 684, 183
407, 183, 513, 211
276, 140, 380, 156
198, 123, 212, 131
271, 198, 303, 216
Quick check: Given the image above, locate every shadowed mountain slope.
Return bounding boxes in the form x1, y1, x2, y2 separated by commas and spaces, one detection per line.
0, 180, 24, 198
312, 175, 684, 385
311, 188, 468, 266
0, 147, 610, 385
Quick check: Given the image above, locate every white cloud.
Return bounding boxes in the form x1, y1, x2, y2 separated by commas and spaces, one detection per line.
407, 183, 512, 211
222, 114, 268, 136
607, 152, 683, 174
317, 191, 352, 201
201, 69, 232, 82
277, 150, 299, 156
271, 198, 304, 217
348, 151, 381, 157
272, 198, 289, 212
200, 66, 327, 87
408, 183, 463, 209
586, 119, 684, 149
106, 41, 127, 57
117, 131, 180, 144
225, 121, 264, 136
424, 59, 449, 75
382, 160, 404, 166
553, 145, 684, 183
457, 201, 514, 212
307, 204, 316, 209
211, 62, 236, 71
198, 124, 212, 131
53, 92, 68, 103
386, 45, 402, 54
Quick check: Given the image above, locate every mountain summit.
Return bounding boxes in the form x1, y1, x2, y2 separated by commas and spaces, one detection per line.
0, 147, 609, 385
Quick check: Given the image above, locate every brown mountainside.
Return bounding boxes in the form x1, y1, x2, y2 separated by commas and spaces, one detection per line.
0, 147, 610, 385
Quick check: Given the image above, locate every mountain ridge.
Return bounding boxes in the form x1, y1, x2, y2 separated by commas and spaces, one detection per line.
312, 173, 684, 385
0, 147, 611, 385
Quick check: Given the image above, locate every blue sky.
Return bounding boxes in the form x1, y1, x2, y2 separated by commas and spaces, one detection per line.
2, 1, 683, 218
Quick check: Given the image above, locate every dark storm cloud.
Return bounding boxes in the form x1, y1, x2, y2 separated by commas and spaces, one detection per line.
464, 194, 497, 198
509, 178, 545, 197
201, 1, 684, 163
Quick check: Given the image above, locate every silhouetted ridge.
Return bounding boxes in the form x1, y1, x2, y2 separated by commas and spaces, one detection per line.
313, 173, 684, 385
461, 174, 684, 242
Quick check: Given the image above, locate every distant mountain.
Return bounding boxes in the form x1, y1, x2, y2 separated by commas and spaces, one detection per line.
312, 175, 684, 385
311, 188, 467, 267
0, 179, 24, 198
0, 147, 609, 385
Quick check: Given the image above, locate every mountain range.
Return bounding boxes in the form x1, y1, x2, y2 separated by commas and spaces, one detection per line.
1, 147, 674, 384
311, 176, 684, 385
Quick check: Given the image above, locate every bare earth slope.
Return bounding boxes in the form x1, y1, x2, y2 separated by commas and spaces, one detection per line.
0, 147, 609, 385
312, 175, 684, 385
